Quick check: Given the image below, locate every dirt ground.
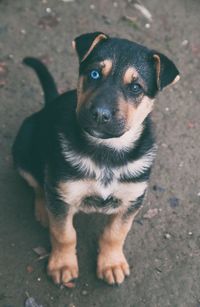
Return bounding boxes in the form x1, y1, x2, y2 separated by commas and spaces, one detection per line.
0, 0, 200, 306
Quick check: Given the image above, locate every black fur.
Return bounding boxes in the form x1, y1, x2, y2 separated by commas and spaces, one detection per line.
12, 34, 179, 218
123, 193, 146, 219
23, 57, 59, 104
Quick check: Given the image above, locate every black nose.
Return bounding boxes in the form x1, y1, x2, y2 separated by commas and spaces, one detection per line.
91, 107, 112, 124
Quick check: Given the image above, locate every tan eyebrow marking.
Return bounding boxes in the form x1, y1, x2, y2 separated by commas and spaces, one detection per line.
101, 59, 113, 77
123, 67, 139, 84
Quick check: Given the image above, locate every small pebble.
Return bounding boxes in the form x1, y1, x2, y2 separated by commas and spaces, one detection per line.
181, 39, 189, 46
20, 29, 27, 34
82, 290, 88, 295
46, 7, 52, 13
145, 23, 150, 28
113, 2, 118, 7
8, 54, 14, 59
179, 161, 184, 168
188, 232, 193, 236
37, 277, 41, 281
90, 4, 95, 9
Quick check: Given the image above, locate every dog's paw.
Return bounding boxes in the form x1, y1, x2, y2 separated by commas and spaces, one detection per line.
97, 250, 130, 285
47, 251, 78, 285
35, 198, 49, 228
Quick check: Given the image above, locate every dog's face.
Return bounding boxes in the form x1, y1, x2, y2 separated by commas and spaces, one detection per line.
73, 32, 179, 139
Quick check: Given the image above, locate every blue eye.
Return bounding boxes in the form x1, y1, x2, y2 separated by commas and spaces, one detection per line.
90, 70, 100, 80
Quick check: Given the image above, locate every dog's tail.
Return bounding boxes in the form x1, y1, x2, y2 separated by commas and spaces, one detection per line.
23, 57, 59, 105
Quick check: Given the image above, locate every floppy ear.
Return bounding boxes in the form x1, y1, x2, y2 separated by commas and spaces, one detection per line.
72, 32, 109, 63
153, 52, 180, 91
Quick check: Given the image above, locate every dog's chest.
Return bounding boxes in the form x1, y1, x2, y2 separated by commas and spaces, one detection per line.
58, 139, 152, 213
58, 166, 147, 214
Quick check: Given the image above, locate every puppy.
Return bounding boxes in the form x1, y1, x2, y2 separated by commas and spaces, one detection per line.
12, 32, 180, 285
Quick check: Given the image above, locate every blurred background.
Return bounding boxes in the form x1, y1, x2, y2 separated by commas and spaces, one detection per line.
0, 0, 200, 306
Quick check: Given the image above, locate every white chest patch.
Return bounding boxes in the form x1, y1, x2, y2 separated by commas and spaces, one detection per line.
58, 179, 147, 214
57, 134, 156, 214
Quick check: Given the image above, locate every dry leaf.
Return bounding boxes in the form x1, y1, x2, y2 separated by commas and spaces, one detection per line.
33, 246, 47, 256
134, 3, 152, 21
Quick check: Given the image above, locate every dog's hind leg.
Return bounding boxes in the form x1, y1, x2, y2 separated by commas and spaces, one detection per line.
19, 169, 49, 227
34, 187, 49, 227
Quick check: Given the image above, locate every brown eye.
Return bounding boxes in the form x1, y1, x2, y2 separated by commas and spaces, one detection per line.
130, 83, 143, 94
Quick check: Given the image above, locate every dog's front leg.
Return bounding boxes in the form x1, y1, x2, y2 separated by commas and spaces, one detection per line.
45, 184, 78, 285
97, 205, 142, 285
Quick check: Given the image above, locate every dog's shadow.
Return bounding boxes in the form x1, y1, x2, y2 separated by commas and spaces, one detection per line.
74, 212, 109, 271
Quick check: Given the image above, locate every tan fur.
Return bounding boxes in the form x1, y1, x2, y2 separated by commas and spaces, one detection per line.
117, 97, 136, 129
85, 122, 144, 151
85, 96, 154, 150
76, 59, 112, 113
171, 74, 180, 85
19, 169, 39, 188
132, 96, 154, 127
76, 75, 93, 112
164, 74, 180, 90
47, 210, 78, 285
101, 59, 112, 77
123, 67, 138, 84
153, 54, 161, 90
153, 54, 180, 89
97, 212, 138, 284
35, 188, 49, 227
80, 34, 108, 62
19, 169, 48, 227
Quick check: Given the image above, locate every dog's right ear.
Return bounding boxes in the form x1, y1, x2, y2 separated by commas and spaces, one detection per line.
72, 32, 109, 63
153, 52, 180, 91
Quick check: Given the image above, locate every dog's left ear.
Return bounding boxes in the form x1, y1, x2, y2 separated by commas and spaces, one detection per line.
72, 32, 109, 63
153, 52, 180, 91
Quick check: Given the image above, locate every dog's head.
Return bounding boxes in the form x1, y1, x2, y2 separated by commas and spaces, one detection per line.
73, 32, 180, 139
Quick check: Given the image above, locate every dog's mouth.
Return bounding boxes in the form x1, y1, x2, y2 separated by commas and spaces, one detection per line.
83, 127, 124, 139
